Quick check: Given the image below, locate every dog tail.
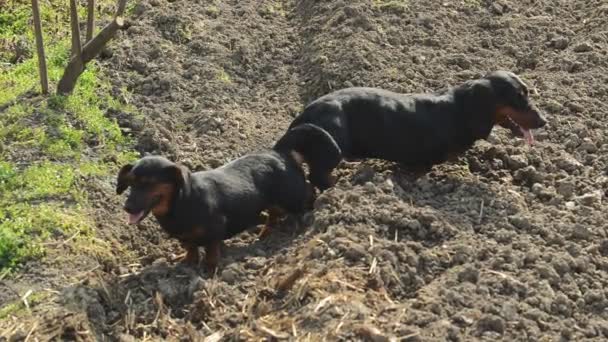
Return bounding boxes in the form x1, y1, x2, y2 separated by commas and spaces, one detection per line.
274, 123, 342, 190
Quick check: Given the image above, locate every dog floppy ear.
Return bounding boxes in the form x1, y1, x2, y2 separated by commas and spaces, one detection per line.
116, 164, 134, 194
164, 164, 190, 189
469, 79, 493, 100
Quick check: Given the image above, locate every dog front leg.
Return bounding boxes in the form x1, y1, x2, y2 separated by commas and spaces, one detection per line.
204, 241, 221, 273
173, 242, 200, 265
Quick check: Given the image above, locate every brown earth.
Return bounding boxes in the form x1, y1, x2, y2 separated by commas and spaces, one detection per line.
3, 0, 608, 340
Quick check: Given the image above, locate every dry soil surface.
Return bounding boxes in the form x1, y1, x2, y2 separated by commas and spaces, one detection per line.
3, 0, 608, 341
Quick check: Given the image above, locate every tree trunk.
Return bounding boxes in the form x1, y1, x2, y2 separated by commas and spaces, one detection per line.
86, 0, 95, 43
69, 0, 82, 58
31, 0, 48, 94
116, 0, 127, 17
57, 17, 124, 94
57, 0, 127, 95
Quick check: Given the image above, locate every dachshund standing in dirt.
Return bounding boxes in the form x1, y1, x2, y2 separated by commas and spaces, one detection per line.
281, 70, 547, 190
116, 125, 340, 271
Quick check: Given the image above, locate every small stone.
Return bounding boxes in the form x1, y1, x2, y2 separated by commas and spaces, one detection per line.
458, 266, 480, 283
571, 224, 592, 240
536, 264, 561, 285
356, 179, 374, 191
453, 313, 475, 326
310, 246, 324, 259
554, 154, 583, 172
573, 42, 593, 52
477, 315, 505, 334
551, 36, 569, 50
501, 302, 519, 321
131, 58, 148, 73
579, 138, 597, 153
152, 258, 169, 266
556, 180, 575, 198
220, 266, 240, 284
505, 154, 528, 170
568, 61, 584, 73
574, 191, 602, 207
561, 327, 573, 340
133, 2, 150, 15
356, 324, 397, 342
552, 294, 573, 316
508, 215, 532, 230
490, 3, 503, 14
245, 257, 265, 270
353, 166, 375, 185
531, 183, 544, 195
513, 166, 544, 184
524, 251, 539, 265
118, 334, 137, 342
583, 290, 606, 307
412, 55, 426, 64
599, 240, 608, 257
551, 258, 571, 276
344, 243, 367, 262
565, 101, 585, 113
531, 183, 554, 201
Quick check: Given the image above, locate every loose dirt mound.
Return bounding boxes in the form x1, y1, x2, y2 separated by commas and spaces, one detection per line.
4, 0, 608, 340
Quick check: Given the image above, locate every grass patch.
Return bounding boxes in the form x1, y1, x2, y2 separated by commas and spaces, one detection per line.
216, 68, 232, 84
205, 5, 221, 18
0, 291, 51, 320
0, 1, 138, 273
259, 2, 286, 17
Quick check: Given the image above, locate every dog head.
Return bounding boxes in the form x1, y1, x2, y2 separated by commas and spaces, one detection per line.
486, 71, 547, 144
116, 156, 189, 225
462, 71, 547, 144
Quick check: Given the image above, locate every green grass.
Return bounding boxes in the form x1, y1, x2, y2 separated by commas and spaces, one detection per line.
0, 291, 50, 320
259, 2, 286, 17
216, 68, 232, 84
0, 1, 138, 272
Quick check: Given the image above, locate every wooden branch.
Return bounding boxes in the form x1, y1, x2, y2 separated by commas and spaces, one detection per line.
31, 0, 48, 94
69, 0, 82, 58
81, 17, 124, 63
57, 0, 128, 94
86, 0, 95, 43
57, 17, 124, 94
115, 0, 128, 17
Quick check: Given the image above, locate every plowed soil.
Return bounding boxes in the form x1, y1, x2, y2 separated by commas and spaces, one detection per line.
3, 0, 608, 340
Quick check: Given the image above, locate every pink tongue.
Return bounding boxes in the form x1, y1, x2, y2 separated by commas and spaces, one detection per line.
128, 211, 145, 225
521, 128, 534, 145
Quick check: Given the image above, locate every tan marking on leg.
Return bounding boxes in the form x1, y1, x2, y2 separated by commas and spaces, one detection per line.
258, 207, 285, 239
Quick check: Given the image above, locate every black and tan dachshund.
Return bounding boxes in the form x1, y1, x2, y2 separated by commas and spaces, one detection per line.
282, 70, 547, 191
116, 125, 340, 271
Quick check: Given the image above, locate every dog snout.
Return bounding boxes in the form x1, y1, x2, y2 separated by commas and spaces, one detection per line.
533, 111, 547, 128
123, 203, 135, 213
527, 106, 547, 128
537, 115, 547, 127
123, 198, 140, 213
